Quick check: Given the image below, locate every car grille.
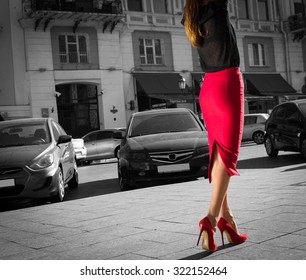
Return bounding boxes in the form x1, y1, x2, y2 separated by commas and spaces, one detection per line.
0, 167, 25, 197
0, 185, 25, 197
0, 167, 23, 176
149, 149, 194, 164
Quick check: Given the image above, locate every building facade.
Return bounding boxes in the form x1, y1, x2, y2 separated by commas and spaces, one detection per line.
0, 0, 305, 137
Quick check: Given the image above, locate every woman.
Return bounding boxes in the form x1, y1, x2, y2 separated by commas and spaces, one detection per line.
183, 0, 247, 251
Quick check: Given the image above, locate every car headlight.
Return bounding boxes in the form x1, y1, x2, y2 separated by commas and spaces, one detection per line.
128, 151, 147, 160
29, 153, 54, 170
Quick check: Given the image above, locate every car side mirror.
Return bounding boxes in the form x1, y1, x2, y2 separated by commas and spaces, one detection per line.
113, 131, 124, 139
58, 135, 72, 144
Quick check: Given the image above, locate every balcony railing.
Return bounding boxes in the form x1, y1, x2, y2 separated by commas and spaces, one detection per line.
28, 0, 122, 14
288, 13, 306, 32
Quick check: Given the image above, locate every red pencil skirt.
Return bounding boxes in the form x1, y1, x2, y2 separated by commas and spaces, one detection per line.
199, 67, 244, 183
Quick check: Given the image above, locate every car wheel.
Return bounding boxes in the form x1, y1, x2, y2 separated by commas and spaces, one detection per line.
301, 137, 306, 158
52, 168, 65, 202
265, 135, 278, 157
114, 146, 120, 159
118, 168, 130, 191
252, 131, 264, 144
68, 161, 79, 189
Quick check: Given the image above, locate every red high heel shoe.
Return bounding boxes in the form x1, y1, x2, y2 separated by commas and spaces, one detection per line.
197, 217, 217, 251
217, 217, 248, 246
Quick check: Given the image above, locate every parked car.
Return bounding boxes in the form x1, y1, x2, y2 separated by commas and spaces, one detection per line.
71, 138, 87, 165
81, 128, 126, 164
0, 118, 78, 202
115, 108, 209, 191
243, 113, 269, 144
264, 99, 306, 158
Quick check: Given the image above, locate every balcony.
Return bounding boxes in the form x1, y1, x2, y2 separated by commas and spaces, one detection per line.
288, 13, 306, 32
288, 13, 306, 41
22, 0, 124, 32
28, 0, 122, 14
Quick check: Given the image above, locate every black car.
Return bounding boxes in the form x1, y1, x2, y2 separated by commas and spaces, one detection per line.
115, 108, 209, 191
264, 99, 306, 158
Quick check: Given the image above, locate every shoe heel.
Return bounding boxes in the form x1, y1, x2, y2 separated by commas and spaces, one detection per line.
197, 217, 217, 252
220, 231, 225, 247
197, 228, 204, 246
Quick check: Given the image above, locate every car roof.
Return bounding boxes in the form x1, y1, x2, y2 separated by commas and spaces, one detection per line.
82, 128, 125, 137
132, 108, 191, 117
0, 117, 51, 126
273, 99, 306, 109
244, 113, 269, 116
292, 99, 306, 105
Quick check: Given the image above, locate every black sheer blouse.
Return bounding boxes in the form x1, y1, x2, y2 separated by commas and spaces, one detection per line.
193, 0, 240, 72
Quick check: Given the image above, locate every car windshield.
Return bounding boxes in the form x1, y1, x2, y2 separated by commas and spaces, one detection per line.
129, 112, 202, 137
298, 103, 306, 117
0, 122, 51, 147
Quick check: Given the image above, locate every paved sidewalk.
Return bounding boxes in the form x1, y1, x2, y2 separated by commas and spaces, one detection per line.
0, 144, 306, 260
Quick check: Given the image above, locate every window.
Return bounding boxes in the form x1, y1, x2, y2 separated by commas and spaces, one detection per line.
285, 105, 300, 125
51, 122, 61, 142
294, 0, 304, 14
83, 132, 97, 142
127, 0, 143, 11
59, 34, 88, 63
244, 116, 257, 125
238, 0, 249, 19
173, 0, 182, 13
139, 38, 163, 65
153, 0, 168, 14
258, 0, 269, 21
97, 131, 114, 140
248, 43, 267, 66
273, 106, 286, 122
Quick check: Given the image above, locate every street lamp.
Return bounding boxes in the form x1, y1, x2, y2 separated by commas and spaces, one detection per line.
178, 75, 196, 113
178, 76, 186, 91
199, 76, 204, 88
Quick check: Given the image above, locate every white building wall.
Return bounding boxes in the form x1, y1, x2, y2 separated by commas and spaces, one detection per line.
28, 71, 57, 119
25, 30, 54, 71
120, 29, 136, 122
10, 0, 27, 105
172, 32, 193, 72
97, 31, 126, 128
236, 35, 245, 73
23, 28, 56, 119
288, 39, 306, 93
274, 36, 287, 74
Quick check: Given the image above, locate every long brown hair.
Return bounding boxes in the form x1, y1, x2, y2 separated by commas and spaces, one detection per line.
184, 0, 210, 48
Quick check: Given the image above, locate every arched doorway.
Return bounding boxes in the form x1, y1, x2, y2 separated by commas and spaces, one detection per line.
56, 83, 99, 138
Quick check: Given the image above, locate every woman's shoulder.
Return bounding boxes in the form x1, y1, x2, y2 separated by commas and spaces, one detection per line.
199, 0, 227, 24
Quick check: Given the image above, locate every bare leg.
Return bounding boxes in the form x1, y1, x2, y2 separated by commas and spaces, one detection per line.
221, 193, 238, 232
206, 147, 230, 230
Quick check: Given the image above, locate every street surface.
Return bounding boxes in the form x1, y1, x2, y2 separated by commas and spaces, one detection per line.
0, 142, 306, 260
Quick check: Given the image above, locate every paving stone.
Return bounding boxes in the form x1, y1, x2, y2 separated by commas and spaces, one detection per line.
0, 144, 305, 260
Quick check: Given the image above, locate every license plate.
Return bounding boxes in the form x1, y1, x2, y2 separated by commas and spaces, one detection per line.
0, 179, 15, 188
158, 163, 190, 173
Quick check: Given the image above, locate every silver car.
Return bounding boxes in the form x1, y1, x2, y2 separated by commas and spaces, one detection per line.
243, 113, 269, 144
81, 128, 126, 164
0, 118, 78, 202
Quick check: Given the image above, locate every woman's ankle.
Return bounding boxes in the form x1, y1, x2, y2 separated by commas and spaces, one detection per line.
206, 214, 217, 231
220, 209, 238, 231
